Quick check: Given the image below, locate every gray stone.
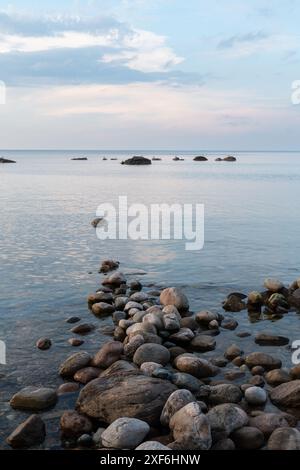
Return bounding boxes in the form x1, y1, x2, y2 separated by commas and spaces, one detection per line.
171, 372, 203, 393
207, 404, 248, 440
209, 384, 242, 405
244, 386, 267, 406
268, 427, 300, 450
133, 343, 170, 366
101, 417, 150, 449
160, 389, 195, 427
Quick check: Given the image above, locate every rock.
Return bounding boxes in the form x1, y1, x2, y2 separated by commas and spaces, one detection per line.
193, 156, 208, 161
74, 367, 100, 384
224, 369, 245, 381
6, 415, 46, 448
92, 342, 123, 369
160, 389, 195, 427
265, 369, 291, 386
10, 387, 57, 410
92, 428, 105, 447
114, 326, 126, 342
211, 357, 228, 367
88, 291, 114, 305
59, 352, 91, 377
174, 354, 218, 378
209, 384, 242, 405
195, 310, 218, 325
123, 156, 151, 165
101, 417, 150, 449
190, 335, 216, 352
207, 404, 248, 440
130, 291, 148, 302
245, 352, 281, 371
222, 319, 239, 330
169, 402, 212, 450
36, 338, 52, 350
223, 156, 236, 161
124, 335, 145, 358
77, 434, 93, 447
209, 320, 219, 330
169, 328, 194, 345
136, 441, 170, 450
171, 373, 203, 393
91, 302, 115, 317
267, 293, 289, 310
251, 366, 265, 376
100, 360, 137, 379
290, 365, 300, 380
140, 362, 162, 376
248, 374, 265, 387
232, 356, 244, 367
68, 338, 84, 347
112, 310, 127, 324
231, 426, 264, 449
57, 383, 80, 395
211, 438, 235, 450
66, 316, 81, 324
289, 288, 300, 308
163, 312, 180, 331
255, 333, 289, 346
152, 368, 173, 380
244, 386, 267, 406
133, 343, 170, 366
264, 278, 284, 292
125, 301, 143, 312
249, 413, 288, 438
224, 344, 242, 361
130, 331, 162, 345
60, 410, 93, 438
99, 259, 119, 273
77, 373, 176, 425
270, 380, 300, 408
268, 427, 300, 450
102, 271, 126, 287
143, 312, 164, 331
0, 157, 16, 163
114, 297, 128, 310
248, 291, 263, 304
169, 346, 186, 359
132, 311, 147, 322
71, 323, 94, 335
160, 287, 189, 312
236, 331, 251, 337
222, 294, 246, 312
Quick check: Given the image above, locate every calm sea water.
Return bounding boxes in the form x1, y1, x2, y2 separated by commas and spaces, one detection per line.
1, 150, 300, 448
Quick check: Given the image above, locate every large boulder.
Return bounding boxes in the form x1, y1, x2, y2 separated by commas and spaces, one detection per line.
169, 402, 212, 450
207, 404, 248, 440
6, 415, 45, 448
160, 288, 189, 312
76, 372, 176, 425
174, 354, 219, 378
101, 417, 150, 449
10, 386, 57, 411
268, 427, 300, 450
245, 352, 281, 371
270, 380, 300, 408
59, 352, 91, 377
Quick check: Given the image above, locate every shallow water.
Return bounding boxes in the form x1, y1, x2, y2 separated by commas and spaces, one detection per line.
1, 150, 300, 448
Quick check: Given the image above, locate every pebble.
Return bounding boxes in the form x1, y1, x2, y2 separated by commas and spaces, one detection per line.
36, 338, 52, 350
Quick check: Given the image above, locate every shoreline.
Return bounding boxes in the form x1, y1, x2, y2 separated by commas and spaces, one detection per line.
4, 264, 300, 450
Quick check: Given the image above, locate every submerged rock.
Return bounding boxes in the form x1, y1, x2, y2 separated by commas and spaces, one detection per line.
255, 333, 289, 346
36, 338, 52, 350
6, 415, 46, 448
99, 259, 119, 273
10, 386, 57, 411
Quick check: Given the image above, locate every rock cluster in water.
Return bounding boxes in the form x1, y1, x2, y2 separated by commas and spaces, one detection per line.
6, 269, 300, 450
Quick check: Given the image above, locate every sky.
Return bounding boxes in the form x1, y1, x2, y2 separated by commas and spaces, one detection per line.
0, 0, 299, 150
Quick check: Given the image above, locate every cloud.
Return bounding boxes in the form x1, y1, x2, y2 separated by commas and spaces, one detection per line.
218, 31, 268, 50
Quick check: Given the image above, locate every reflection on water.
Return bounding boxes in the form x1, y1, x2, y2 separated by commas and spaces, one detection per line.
1, 150, 300, 448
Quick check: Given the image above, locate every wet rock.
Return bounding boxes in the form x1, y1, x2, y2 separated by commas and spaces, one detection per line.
130, 331, 162, 345
248, 375, 265, 387
71, 323, 95, 335
222, 319, 239, 330
193, 156, 208, 161
211, 438, 235, 450
265, 369, 291, 386
224, 344, 243, 361
99, 260, 119, 273
66, 316, 81, 324
249, 413, 288, 438
209, 384, 242, 405
60, 410, 93, 438
163, 312, 181, 331
169, 346, 186, 359
207, 404, 248, 440
6, 414, 46, 448
171, 372, 203, 393
132, 310, 147, 322
130, 291, 148, 303
223, 156, 236, 162
57, 383, 80, 395
195, 310, 218, 325
290, 365, 300, 380
264, 278, 284, 293
129, 280, 142, 291
114, 326, 126, 342
267, 293, 289, 310
143, 312, 164, 331
91, 302, 115, 317
247, 291, 263, 304
160, 287, 189, 312
174, 354, 219, 378
211, 357, 228, 368
231, 426, 264, 449
222, 294, 246, 312
114, 297, 128, 310
169, 328, 194, 345
224, 369, 245, 381
245, 352, 281, 371
74, 367, 101, 384
236, 331, 251, 338
270, 380, 300, 408
209, 319, 219, 330
92, 428, 105, 447
123, 156, 151, 165
68, 338, 84, 347
101, 417, 150, 449
251, 366, 265, 376
77, 373, 176, 425
268, 427, 300, 450
190, 335, 216, 352
289, 288, 300, 309
232, 356, 244, 367
160, 389, 195, 427
133, 343, 170, 366
102, 271, 127, 287
169, 402, 212, 450
125, 301, 144, 312
0, 157, 16, 163
10, 386, 57, 410
92, 341, 123, 369
179, 317, 198, 330
59, 352, 91, 377
245, 386, 267, 406
112, 310, 127, 324
36, 338, 52, 350
88, 291, 113, 305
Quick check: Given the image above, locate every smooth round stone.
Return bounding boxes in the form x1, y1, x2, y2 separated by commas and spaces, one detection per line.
179, 317, 197, 331
77, 434, 93, 447
269, 379, 300, 408
6, 414, 46, 449
268, 427, 300, 450
59, 352, 91, 377
190, 335, 216, 352
255, 333, 289, 346
88, 291, 113, 304
264, 278, 284, 292
140, 362, 162, 376
211, 357, 228, 368
209, 320, 219, 330
222, 319, 238, 330
57, 382, 80, 395
209, 384, 242, 405
74, 367, 101, 384
265, 369, 291, 386
171, 372, 203, 393
174, 354, 218, 378
102, 271, 126, 287
68, 338, 84, 347
114, 297, 128, 310
70, 323, 94, 335
232, 356, 244, 367
224, 344, 243, 360
245, 386, 267, 406
133, 344, 170, 366
207, 404, 248, 440
236, 331, 251, 338
152, 368, 173, 381
248, 291, 263, 304
124, 301, 143, 312
10, 387, 57, 411
143, 312, 164, 330
169, 346, 186, 359
114, 326, 126, 342
245, 352, 282, 371
91, 302, 115, 317
112, 311, 127, 324
129, 280, 142, 291
36, 338, 52, 350
127, 322, 157, 336
224, 369, 245, 381
211, 438, 235, 450
130, 291, 148, 303
251, 366, 265, 376
92, 341, 123, 369
101, 417, 150, 449
124, 334, 145, 358
231, 426, 264, 450
195, 310, 218, 325
159, 287, 189, 312
160, 389, 195, 427
249, 413, 289, 438
169, 328, 194, 345
249, 375, 265, 387
290, 364, 300, 379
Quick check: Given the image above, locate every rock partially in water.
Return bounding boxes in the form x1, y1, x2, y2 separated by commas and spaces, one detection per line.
160, 389, 195, 427
160, 287, 189, 312
36, 338, 52, 350
122, 156, 152, 165
133, 343, 170, 366
101, 417, 150, 449
231, 426, 264, 450
255, 332, 289, 346
245, 352, 282, 371
92, 341, 123, 369
174, 354, 219, 378
268, 427, 300, 450
102, 271, 127, 287
195, 310, 218, 325
70, 323, 95, 335
74, 367, 101, 384
190, 334, 216, 352
68, 338, 84, 347
59, 352, 91, 377
77, 373, 176, 425
222, 294, 246, 312
193, 156, 208, 161
264, 278, 284, 293
57, 383, 80, 395
270, 380, 300, 408
66, 316, 81, 324
99, 259, 119, 273
6, 414, 46, 448
169, 402, 212, 450
0, 157, 16, 163
224, 344, 243, 361
60, 410, 93, 438
91, 302, 115, 317
169, 328, 194, 345
207, 403, 248, 440
10, 386, 57, 410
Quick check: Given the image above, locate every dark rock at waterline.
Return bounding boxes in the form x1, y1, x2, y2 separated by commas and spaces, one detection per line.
36, 338, 52, 350
6, 414, 46, 448
122, 156, 152, 165
76, 372, 176, 425
57, 382, 80, 395
99, 259, 120, 273
193, 156, 208, 161
91, 302, 115, 317
71, 157, 88, 161
160, 287, 189, 312
223, 156, 236, 162
59, 352, 91, 377
245, 352, 282, 371
190, 334, 216, 352
222, 293, 246, 312
66, 316, 81, 324
91, 217, 103, 228
0, 157, 16, 163
255, 332, 289, 346
70, 323, 95, 335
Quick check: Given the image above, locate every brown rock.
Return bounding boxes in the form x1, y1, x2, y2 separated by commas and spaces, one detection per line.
92, 341, 123, 369
60, 410, 93, 438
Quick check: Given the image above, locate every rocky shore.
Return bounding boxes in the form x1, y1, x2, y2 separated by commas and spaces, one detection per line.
5, 266, 300, 450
